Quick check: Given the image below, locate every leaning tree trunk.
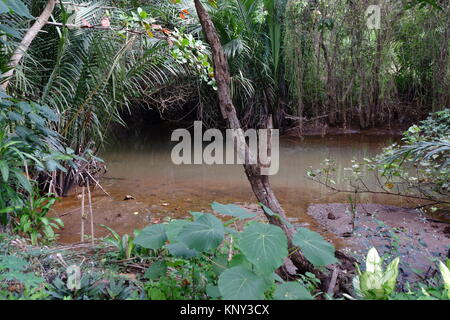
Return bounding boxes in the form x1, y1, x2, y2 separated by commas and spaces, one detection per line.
193, 0, 319, 277
1, 0, 57, 91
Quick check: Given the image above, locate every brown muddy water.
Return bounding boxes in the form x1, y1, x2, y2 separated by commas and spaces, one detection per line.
52, 126, 408, 244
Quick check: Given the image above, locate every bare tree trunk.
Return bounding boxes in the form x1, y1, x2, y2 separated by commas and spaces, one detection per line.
1, 0, 57, 91
371, 29, 383, 127
193, 0, 318, 276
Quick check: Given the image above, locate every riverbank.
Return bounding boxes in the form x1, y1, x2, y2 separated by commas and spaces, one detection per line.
306, 203, 450, 285
213, 201, 450, 285
284, 125, 406, 137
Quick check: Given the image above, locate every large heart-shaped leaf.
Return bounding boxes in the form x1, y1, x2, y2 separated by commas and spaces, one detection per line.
206, 284, 221, 298
189, 211, 204, 220
211, 202, 256, 219
293, 228, 338, 266
177, 213, 225, 252
164, 219, 188, 242
274, 282, 313, 300
218, 266, 267, 300
166, 243, 198, 259
133, 224, 167, 249
239, 222, 288, 274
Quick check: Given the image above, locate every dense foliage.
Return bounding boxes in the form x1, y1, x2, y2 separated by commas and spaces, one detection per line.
0, 203, 448, 300
203, 0, 450, 129
0, 0, 449, 301
0, 93, 71, 240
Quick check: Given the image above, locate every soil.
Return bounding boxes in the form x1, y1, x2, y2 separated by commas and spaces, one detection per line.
306, 203, 450, 285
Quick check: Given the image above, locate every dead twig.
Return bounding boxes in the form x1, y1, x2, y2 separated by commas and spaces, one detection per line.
326, 267, 339, 297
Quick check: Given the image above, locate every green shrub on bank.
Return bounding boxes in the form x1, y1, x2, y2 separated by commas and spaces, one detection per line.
0, 94, 78, 242
133, 202, 335, 300
0, 202, 449, 300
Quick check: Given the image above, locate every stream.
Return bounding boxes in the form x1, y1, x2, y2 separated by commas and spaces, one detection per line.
53, 125, 404, 243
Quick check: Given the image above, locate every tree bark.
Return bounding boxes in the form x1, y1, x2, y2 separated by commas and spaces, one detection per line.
1, 0, 57, 91
193, 0, 318, 276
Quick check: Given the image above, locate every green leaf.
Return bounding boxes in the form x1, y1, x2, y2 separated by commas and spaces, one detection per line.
166, 242, 197, 259
164, 219, 188, 242
36, 104, 58, 121
45, 159, 59, 172
229, 253, 252, 269
7, 111, 24, 122
27, 112, 46, 126
0, 160, 9, 182
382, 257, 400, 295
292, 228, 338, 266
0, 206, 15, 214
13, 171, 32, 194
137, 7, 148, 19
259, 203, 293, 228
0, 255, 28, 272
218, 266, 267, 300
0, 1, 9, 14
15, 125, 32, 139
16, 101, 32, 113
259, 203, 276, 216
206, 284, 221, 298
177, 213, 225, 252
212, 254, 228, 276
144, 261, 167, 280
274, 282, 313, 300
133, 224, 167, 249
211, 202, 256, 219
0, 24, 21, 39
4, 0, 33, 18
148, 287, 166, 300
239, 222, 288, 274
438, 260, 450, 294
188, 211, 204, 220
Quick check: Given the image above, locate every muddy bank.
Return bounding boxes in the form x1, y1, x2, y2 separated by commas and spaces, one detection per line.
284, 126, 406, 137
51, 179, 415, 244
52, 185, 449, 287
307, 203, 450, 285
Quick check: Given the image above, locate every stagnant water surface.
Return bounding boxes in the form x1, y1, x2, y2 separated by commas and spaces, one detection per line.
53, 126, 406, 243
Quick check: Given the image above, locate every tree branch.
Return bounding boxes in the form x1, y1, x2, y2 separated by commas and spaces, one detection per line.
1, 0, 57, 91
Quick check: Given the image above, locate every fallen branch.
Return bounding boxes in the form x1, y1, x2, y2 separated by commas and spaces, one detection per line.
44, 21, 169, 40
326, 267, 339, 296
